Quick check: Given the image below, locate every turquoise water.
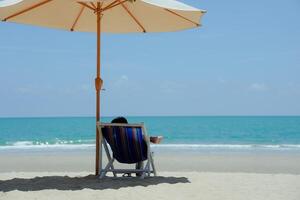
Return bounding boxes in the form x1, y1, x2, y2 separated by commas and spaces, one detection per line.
0, 116, 300, 150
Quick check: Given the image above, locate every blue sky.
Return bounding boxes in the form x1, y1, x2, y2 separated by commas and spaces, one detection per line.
0, 0, 300, 117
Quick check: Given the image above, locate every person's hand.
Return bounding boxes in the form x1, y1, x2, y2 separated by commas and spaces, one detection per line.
150, 136, 163, 144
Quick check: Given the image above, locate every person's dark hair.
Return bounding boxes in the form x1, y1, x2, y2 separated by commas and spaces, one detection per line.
111, 116, 128, 124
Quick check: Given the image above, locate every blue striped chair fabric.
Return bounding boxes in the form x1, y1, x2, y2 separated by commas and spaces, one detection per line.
101, 126, 148, 164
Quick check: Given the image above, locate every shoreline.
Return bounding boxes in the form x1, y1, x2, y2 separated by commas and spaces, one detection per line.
1, 143, 300, 152
1, 149, 300, 174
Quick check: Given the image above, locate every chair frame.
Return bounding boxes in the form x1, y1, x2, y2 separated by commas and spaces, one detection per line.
96, 122, 157, 179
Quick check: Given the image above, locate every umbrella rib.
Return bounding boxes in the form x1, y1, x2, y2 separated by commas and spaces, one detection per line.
164, 9, 200, 27
2, 0, 54, 21
70, 5, 85, 32
102, 0, 128, 12
102, 0, 119, 11
118, 0, 146, 33
90, 2, 96, 9
77, 2, 95, 12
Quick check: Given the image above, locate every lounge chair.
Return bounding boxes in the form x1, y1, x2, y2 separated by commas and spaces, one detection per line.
96, 122, 157, 178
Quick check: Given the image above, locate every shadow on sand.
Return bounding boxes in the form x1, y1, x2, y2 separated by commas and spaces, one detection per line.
0, 175, 190, 192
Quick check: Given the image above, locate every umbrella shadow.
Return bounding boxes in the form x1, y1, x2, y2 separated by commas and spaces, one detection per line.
0, 175, 190, 192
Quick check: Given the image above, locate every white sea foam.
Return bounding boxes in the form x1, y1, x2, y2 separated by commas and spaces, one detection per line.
1, 142, 300, 151
10, 141, 34, 146
0, 143, 94, 150
153, 144, 300, 149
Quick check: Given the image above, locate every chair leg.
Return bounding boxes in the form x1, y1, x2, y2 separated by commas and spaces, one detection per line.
111, 164, 117, 177
100, 158, 115, 179
140, 172, 145, 179
103, 141, 117, 177
150, 152, 157, 176
135, 161, 144, 177
140, 160, 151, 179
147, 161, 151, 176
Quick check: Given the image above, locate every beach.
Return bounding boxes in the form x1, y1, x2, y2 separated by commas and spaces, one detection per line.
1, 149, 300, 200
1, 116, 300, 199
1, 0, 300, 198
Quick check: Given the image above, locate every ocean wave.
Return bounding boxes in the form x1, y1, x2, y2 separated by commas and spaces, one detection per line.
9, 141, 34, 146
5, 139, 94, 146
1, 141, 300, 151
151, 144, 300, 150
0, 143, 95, 150
1, 140, 95, 150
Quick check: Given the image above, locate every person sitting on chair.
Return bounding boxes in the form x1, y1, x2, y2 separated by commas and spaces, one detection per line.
111, 116, 162, 176
111, 117, 163, 144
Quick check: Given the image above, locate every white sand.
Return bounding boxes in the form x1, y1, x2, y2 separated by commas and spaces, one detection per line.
0, 172, 300, 200
1, 150, 300, 200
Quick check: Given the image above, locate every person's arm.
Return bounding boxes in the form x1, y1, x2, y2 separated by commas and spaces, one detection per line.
150, 136, 163, 144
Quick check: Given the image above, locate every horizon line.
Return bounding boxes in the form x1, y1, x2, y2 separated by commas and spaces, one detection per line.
1, 115, 300, 119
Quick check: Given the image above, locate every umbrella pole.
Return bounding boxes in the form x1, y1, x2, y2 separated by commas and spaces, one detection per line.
95, 3, 102, 176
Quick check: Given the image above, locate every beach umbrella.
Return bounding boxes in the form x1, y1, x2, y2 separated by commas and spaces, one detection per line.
0, 0, 206, 175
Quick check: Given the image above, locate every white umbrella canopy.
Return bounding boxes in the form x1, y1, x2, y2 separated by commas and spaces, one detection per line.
0, 0, 206, 176
0, 0, 206, 32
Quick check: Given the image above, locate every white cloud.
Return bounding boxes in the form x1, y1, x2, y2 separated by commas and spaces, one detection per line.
249, 83, 269, 91
114, 75, 129, 87
160, 81, 186, 94
79, 84, 91, 92
217, 78, 227, 84
121, 75, 129, 81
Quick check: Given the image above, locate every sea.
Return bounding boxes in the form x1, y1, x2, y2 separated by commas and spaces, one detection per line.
0, 116, 300, 152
